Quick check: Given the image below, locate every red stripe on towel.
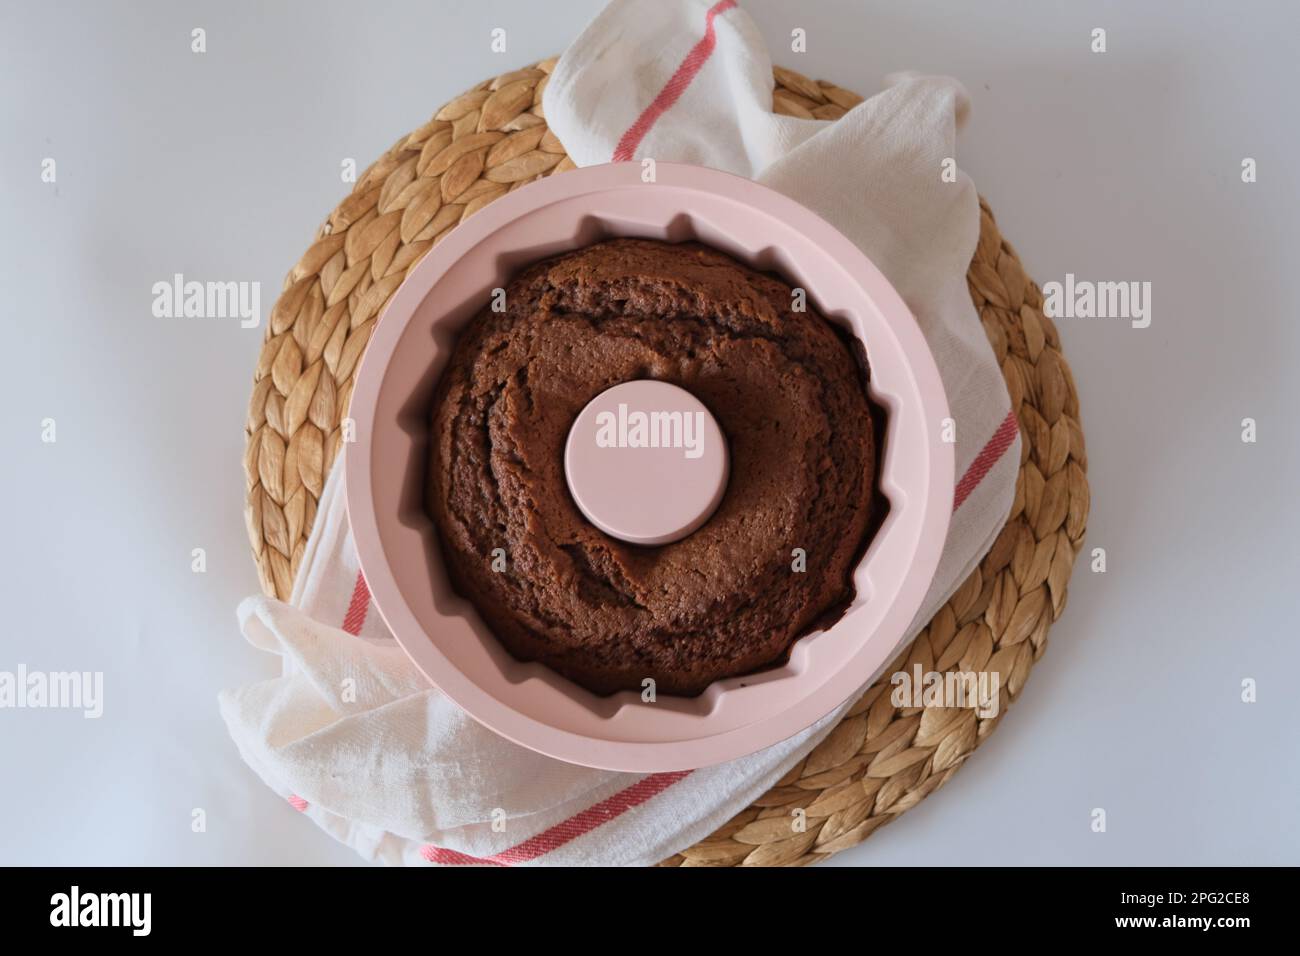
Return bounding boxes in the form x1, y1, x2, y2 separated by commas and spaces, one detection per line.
611, 0, 737, 162
420, 845, 505, 867
953, 408, 1019, 512
419, 770, 692, 865
341, 570, 370, 636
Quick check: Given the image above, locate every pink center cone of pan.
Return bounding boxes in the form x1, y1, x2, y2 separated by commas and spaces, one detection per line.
564, 380, 729, 546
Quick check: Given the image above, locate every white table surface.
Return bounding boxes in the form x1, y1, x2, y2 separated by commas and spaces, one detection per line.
2, 0, 1296, 866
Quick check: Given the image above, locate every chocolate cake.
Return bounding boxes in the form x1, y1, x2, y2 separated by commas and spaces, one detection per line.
426, 238, 876, 696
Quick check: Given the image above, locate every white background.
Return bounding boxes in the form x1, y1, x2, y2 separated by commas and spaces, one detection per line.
1, 0, 1296, 866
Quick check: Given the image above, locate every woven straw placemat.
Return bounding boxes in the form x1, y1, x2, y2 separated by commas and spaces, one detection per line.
244, 59, 1089, 866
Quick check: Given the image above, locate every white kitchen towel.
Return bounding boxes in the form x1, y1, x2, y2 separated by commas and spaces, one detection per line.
220, 0, 1020, 866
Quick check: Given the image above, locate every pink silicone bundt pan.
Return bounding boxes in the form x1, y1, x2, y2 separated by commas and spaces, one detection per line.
345, 162, 953, 772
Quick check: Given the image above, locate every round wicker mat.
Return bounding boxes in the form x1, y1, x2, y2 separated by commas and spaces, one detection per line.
244, 59, 1089, 866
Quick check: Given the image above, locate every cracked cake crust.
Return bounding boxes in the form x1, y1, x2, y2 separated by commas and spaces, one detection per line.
426, 238, 876, 696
